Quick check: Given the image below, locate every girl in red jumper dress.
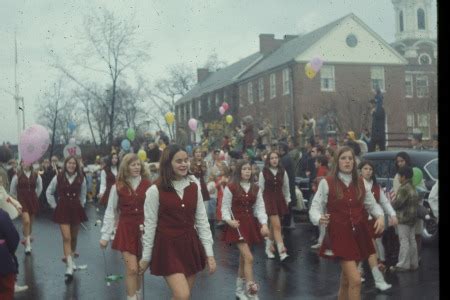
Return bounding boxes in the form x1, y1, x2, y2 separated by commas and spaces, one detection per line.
9, 161, 43, 254
139, 144, 216, 300
309, 147, 385, 300
100, 153, 151, 300
46, 155, 87, 282
222, 159, 269, 300
98, 152, 119, 206
189, 147, 210, 202
258, 151, 291, 262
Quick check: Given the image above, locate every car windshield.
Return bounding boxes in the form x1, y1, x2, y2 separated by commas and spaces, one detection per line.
424, 159, 438, 180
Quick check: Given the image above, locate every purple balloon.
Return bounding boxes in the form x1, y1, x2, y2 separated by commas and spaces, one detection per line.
19, 124, 50, 165
311, 57, 323, 72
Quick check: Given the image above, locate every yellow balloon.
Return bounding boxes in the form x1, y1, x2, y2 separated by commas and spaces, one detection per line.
165, 112, 175, 125
137, 149, 147, 161
305, 63, 317, 79
226, 115, 233, 124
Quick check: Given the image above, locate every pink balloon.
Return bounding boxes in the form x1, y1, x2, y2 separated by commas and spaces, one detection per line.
19, 124, 50, 165
222, 102, 229, 111
188, 118, 198, 132
219, 106, 225, 115
310, 57, 323, 72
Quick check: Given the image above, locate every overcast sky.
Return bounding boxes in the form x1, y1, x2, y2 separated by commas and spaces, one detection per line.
0, 0, 437, 144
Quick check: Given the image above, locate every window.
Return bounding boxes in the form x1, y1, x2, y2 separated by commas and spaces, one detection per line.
405, 74, 413, 97
417, 113, 430, 140
207, 95, 212, 111
239, 85, 244, 107
190, 102, 194, 118
320, 65, 335, 91
270, 73, 276, 99
282, 68, 290, 95
184, 105, 187, 121
248, 82, 254, 104
258, 78, 264, 101
370, 66, 385, 92
418, 53, 432, 65
416, 75, 429, 97
215, 93, 220, 106
417, 8, 425, 30
407, 113, 431, 140
197, 99, 202, 116
399, 11, 404, 32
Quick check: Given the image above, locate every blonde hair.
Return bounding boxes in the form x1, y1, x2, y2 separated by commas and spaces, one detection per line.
117, 153, 150, 191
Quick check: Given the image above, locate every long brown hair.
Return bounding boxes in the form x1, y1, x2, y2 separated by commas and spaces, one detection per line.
63, 155, 83, 178
264, 150, 285, 173
230, 159, 256, 192
116, 153, 149, 191
156, 144, 187, 191
331, 146, 364, 200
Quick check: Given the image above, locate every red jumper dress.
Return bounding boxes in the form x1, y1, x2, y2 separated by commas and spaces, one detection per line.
262, 168, 288, 216
111, 179, 152, 257
190, 161, 210, 201
319, 176, 375, 261
222, 183, 263, 245
367, 183, 383, 239
16, 173, 40, 215
53, 173, 88, 225
150, 182, 207, 276
99, 168, 116, 206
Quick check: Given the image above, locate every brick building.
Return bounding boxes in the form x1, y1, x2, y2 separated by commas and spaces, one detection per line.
175, 6, 437, 148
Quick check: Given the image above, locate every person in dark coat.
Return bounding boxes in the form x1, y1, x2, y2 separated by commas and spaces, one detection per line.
0, 208, 20, 299
278, 142, 297, 229
368, 97, 386, 152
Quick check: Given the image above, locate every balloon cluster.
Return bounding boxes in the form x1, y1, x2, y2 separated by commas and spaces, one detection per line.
219, 102, 229, 115
121, 128, 136, 152
19, 124, 50, 166
305, 56, 324, 79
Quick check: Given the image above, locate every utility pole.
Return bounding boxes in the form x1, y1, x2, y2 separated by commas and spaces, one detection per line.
15, 31, 25, 136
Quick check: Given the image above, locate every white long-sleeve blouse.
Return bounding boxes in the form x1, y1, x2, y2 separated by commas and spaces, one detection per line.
363, 178, 396, 218
258, 167, 291, 205
100, 176, 143, 241
45, 173, 87, 209
141, 175, 214, 262
221, 181, 268, 225
9, 171, 43, 198
99, 166, 118, 195
309, 173, 384, 226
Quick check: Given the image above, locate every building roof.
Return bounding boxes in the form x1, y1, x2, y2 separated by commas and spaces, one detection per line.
240, 14, 350, 81
175, 52, 262, 105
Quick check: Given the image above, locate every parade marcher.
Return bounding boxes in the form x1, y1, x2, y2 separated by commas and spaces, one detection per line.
309, 146, 384, 300
358, 160, 396, 290
98, 153, 119, 206
278, 142, 297, 230
139, 144, 216, 300
100, 153, 151, 300
310, 155, 329, 250
0, 207, 20, 299
390, 166, 419, 272
9, 161, 43, 254
222, 159, 269, 299
46, 155, 87, 282
214, 165, 230, 226
190, 147, 211, 202
259, 151, 291, 261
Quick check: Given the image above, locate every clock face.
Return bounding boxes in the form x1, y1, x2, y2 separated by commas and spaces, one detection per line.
419, 54, 431, 65
346, 34, 358, 47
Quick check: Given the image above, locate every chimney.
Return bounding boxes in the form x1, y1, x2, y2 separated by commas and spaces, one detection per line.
284, 35, 298, 41
197, 68, 210, 83
259, 34, 284, 55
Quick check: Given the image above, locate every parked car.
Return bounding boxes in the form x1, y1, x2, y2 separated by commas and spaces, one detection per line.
362, 150, 438, 244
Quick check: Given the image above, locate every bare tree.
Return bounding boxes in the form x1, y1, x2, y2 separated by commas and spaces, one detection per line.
51, 8, 150, 145
37, 79, 77, 153
203, 51, 228, 71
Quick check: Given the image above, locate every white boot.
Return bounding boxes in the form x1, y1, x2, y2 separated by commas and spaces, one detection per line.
25, 236, 32, 254
136, 288, 143, 300
127, 295, 137, 300
65, 255, 74, 278
372, 267, 392, 291
277, 243, 289, 261
358, 262, 365, 282
14, 284, 29, 293
265, 238, 275, 259
235, 277, 247, 299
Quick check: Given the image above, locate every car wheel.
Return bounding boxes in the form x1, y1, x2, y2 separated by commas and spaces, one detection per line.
422, 217, 438, 244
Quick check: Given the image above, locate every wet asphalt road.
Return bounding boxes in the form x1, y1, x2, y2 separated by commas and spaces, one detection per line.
12, 202, 439, 300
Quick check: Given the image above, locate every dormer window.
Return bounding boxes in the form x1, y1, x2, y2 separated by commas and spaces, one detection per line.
417, 8, 426, 30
